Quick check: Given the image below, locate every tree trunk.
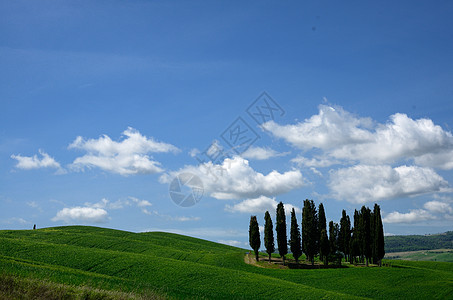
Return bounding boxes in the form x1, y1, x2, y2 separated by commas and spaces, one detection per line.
366, 258, 369, 267
282, 255, 285, 266
268, 254, 272, 262
255, 251, 259, 262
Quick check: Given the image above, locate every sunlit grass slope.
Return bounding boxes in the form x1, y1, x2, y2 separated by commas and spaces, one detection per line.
0, 226, 452, 299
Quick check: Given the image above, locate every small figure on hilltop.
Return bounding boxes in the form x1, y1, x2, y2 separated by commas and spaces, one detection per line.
33, 224, 36, 230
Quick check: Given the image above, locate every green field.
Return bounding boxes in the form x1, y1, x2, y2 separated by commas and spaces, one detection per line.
1, 226, 452, 299
385, 249, 453, 262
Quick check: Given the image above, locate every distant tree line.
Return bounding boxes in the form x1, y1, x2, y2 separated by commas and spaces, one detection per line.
248, 200, 385, 266
385, 231, 453, 253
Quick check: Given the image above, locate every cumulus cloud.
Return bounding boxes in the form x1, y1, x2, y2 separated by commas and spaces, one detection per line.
329, 165, 449, 203
69, 127, 179, 176
263, 105, 374, 151
225, 195, 301, 214
264, 104, 453, 168
383, 209, 436, 224
241, 146, 288, 160
52, 207, 109, 223
11, 150, 64, 172
160, 156, 305, 200
423, 201, 453, 214
331, 113, 453, 165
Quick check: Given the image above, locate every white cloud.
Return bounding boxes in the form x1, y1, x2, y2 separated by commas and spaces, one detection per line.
383, 209, 436, 224
309, 167, 323, 177
291, 156, 339, 168
188, 148, 200, 158
141, 209, 200, 222
52, 207, 109, 223
27, 201, 38, 208
331, 113, 453, 165
129, 196, 152, 208
225, 196, 301, 215
414, 150, 453, 170
263, 105, 374, 151
142, 227, 245, 238
2, 217, 29, 225
172, 216, 201, 222
85, 198, 130, 210
423, 201, 453, 214
329, 165, 449, 204
241, 146, 288, 160
69, 127, 179, 176
160, 156, 305, 200
264, 105, 453, 168
217, 240, 243, 247
11, 150, 64, 172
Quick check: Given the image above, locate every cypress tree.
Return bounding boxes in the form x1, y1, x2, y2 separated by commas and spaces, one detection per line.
319, 228, 329, 266
302, 199, 318, 265
318, 203, 327, 261
357, 208, 365, 263
360, 206, 372, 266
276, 202, 288, 265
289, 208, 302, 263
339, 210, 351, 261
329, 221, 340, 265
345, 214, 351, 261
351, 209, 360, 264
366, 207, 372, 266
249, 215, 261, 261
373, 204, 385, 266
264, 211, 275, 262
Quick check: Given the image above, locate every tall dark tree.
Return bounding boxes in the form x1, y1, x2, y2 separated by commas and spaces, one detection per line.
302, 199, 318, 265
350, 209, 360, 264
249, 216, 261, 261
360, 206, 372, 266
318, 203, 327, 261
349, 227, 358, 264
289, 208, 302, 263
319, 228, 329, 266
338, 210, 351, 261
329, 221, 341, 265
373, 204, 385, 266
276, 202, 288, 265
264, 211, 275, 262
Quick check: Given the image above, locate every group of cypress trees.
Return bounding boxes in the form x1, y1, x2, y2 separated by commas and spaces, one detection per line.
249, 200, 385, 266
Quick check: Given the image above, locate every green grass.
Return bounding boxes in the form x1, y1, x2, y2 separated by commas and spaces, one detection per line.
1, 226, 452, 299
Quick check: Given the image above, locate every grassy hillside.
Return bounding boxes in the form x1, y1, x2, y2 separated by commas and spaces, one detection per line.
385, 231, 453, 252
1, 226, 452, 299
385, 249, 453, 262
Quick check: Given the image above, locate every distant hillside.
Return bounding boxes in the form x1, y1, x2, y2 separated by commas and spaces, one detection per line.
385, 231, 453, 253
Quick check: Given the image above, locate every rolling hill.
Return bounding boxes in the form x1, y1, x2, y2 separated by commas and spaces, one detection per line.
385, 231, 453, 252
1, 226, 452, 299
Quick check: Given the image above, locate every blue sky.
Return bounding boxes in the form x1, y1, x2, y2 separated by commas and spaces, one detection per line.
1, 1, 453, 247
